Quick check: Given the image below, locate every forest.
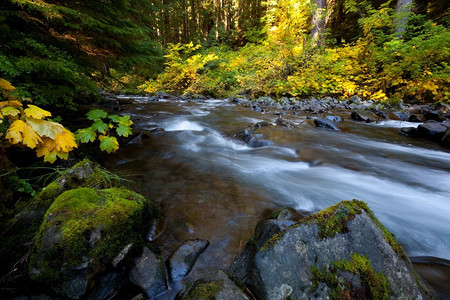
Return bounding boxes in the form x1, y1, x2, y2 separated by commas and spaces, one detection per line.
1, 0, 450, 299
1, 0, 449, 109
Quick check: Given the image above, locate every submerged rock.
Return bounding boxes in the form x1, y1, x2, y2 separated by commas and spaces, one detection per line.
314, 118, 339, 131
29, 187, 160, 299
129, 247, 167, 299
178, 270, 249, 300
229, 200, 435, 300
325, 115, 343, 122
167, 239, 209, 280
232, 128, 272, 148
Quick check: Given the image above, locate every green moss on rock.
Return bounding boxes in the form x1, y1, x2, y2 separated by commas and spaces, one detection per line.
30, 187, 159, 295
261, 200, 407, 261
184, 280, 224, 300
310, 253, 391, 300
34, 159, 120, 210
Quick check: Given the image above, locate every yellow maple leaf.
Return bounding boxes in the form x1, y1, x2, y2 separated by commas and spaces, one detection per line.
54, 129, 77, 152
36, 138, 59, 163
0, 100, 23, 108
24, 105, 51, 119
27, 118, 64, 139
36, 137, 56, 157
0, 79, 15, 91
6, 119, 42, 148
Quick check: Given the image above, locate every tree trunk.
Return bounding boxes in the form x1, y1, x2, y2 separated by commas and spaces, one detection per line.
311, 0, 327, 47
395, 0, 413, 38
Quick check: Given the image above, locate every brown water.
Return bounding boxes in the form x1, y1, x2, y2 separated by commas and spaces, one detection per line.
105, 98, 450, 297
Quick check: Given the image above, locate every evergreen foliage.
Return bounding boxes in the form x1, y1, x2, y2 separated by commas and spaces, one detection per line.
0, 0, 164, 109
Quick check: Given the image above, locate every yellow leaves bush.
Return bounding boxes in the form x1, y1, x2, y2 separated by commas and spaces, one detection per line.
0, 79, 77, 163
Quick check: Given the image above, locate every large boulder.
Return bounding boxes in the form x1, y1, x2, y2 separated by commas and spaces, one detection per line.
34, 159, 115, 211
29, 187, 160, 299
229, 200, 435, 300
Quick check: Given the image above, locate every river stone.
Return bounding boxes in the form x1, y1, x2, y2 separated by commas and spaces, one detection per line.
275, 117, 296, 128
389, 110, 409, 121
441, 127, 450, 147
313, 118, 339, 131
229, 200, 435, 300
325, 115, 342, 122
112, 243, 134, 268
178, 271, 249, 300
232, 129, 272, 148
408, 114, 424, 122
167, 239, 209, 280
424, 111, 443, 122
372, 109, 389, 120
349, 95, 361, 103
86, 271, 125, 300
129, 247, 167, 299
417, 122, 447, 142
400, 127, 418, 137
29, 187, 158, 299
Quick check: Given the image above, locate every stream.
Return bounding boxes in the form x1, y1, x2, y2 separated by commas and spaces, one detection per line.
105, 98, 450, 298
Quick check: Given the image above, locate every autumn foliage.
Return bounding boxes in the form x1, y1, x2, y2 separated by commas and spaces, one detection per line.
0, 79, 77, 163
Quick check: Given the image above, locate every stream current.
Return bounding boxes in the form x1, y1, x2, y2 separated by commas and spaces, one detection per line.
105, 98, 450, 296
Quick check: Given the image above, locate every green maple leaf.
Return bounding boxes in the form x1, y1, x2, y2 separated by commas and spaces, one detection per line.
75, 128, 97, 143
118, 115, 133, 126
86, 109, 107, 121
99, 136, 119, 153
108, 114, 120, 123
116, 124, 132, 137
91, 120, 108, 133
1, 106, 20, 117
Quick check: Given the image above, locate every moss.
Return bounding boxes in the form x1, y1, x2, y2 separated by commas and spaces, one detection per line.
310, 254, 391, 300
334, 253, 391, 299
30, 187, 159, 288
184, 280, 224, 300
33, 159, 121, 210
259, 231, 284, 251
260, 200, 408, 262
260, 200, 365, 251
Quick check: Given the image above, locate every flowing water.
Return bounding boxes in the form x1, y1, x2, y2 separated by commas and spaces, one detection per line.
106, 98, 450, 297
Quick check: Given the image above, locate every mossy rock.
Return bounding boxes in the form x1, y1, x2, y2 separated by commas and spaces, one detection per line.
29, 187, 160, 299
34, 158, 119, 211
179, 271, 249, 300
229, 200, 437, 300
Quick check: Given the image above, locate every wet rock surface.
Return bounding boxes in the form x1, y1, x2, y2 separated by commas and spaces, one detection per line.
314, 118, 340, 131
29, 187, 159, 299
129, 247, 168, 299
228, 200, 436, 300
167, 239, 209, 280
417, 122, 448, 142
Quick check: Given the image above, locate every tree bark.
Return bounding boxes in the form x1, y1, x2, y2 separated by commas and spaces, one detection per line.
311, 0, 327, 47
395, 0, 413, 38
